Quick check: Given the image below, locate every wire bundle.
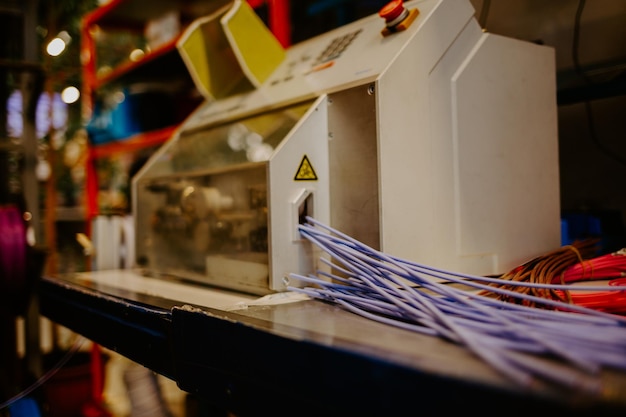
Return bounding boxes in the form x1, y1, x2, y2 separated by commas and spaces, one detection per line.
558, 249, 626, 284
288, 217, 626, 392
477, 240, 599, 306
476, 242, 626, 312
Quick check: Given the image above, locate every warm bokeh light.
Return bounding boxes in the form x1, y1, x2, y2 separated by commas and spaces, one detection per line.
46, 31, 71, 56
46, 37, 66, 56
61, 86, 80, 104
129, 48, 145, 62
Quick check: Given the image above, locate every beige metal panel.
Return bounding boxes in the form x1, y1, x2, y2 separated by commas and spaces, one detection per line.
268, 96, 330, 291
374, 3, 483, 271
376, 22, 559, 275
451, 33, 560, 272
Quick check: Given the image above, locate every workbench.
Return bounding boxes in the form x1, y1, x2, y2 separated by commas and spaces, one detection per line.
39, 269, 626, 417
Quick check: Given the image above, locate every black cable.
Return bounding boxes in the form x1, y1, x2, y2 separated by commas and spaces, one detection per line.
572, 0, 626, 166
572, 0, 590, 83
0, 336, 85, 411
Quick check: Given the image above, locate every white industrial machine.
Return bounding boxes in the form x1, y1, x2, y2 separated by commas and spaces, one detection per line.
132, 0, 561, 295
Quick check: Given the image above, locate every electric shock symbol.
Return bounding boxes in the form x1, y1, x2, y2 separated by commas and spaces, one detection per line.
294, 155, 318, 181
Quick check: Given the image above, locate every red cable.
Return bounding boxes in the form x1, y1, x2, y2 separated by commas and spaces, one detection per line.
555, 278, 626, 315
556, 249, 626, 283
552, 250, 626, 315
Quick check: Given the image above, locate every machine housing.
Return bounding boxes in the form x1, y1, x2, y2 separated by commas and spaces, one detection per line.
133, 0, 560, 295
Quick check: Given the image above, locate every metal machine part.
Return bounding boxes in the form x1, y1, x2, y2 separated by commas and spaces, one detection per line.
133, 0, 561, 295
134, 100, 328, 294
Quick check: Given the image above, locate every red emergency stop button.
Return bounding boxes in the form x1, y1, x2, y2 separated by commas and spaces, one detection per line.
379, 0, 419, 36
379, 0, 407, 24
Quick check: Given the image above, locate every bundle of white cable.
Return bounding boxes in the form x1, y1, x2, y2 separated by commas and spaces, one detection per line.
288, 217, 626, 392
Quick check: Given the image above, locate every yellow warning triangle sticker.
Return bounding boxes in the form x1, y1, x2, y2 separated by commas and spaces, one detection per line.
294, 155, 318, 181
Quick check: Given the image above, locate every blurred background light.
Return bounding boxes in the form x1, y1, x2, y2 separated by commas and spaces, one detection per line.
61, 86, 81, 104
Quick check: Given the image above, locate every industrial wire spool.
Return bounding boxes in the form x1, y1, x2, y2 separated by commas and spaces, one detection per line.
288, 217, 626, 392
0, 204, 28, 316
